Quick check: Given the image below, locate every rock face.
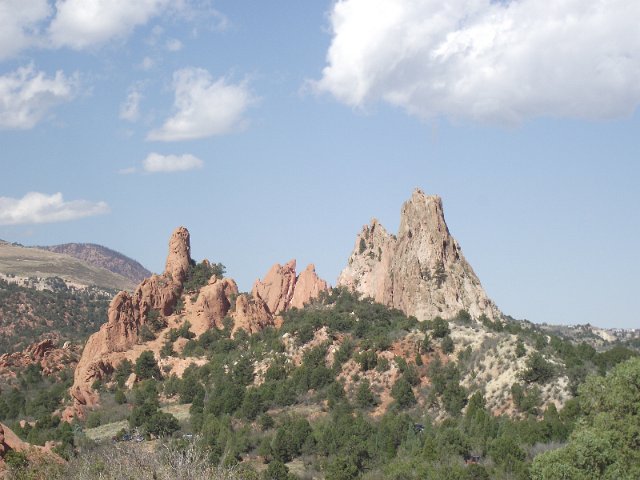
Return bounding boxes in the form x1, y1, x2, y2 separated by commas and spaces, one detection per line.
70, 227, 192, 407
338, 189, 501, 321
0, 339, 80, 380
232, 294, 274, 334
252, 260, 330, 315
0, 422, 60, 472
69, 226, 330, 416
291, 264, 330, 310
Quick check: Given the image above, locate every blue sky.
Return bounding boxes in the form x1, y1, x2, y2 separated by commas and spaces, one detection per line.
1, 0, 639, 328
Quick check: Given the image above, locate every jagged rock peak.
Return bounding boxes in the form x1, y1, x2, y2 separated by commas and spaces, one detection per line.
338, 189, 501, 321
252, 259, 330, 315
165, 226, 191, 282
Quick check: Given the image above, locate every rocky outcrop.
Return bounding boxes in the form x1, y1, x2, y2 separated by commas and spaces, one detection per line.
252, 260, 298, 315
70, 227, 192, 407
338, 189, 501, 321
190, 277, 239, 331
232, 294, 274, 334
1, 422, 61, 473
0, 340, 80, 380
165, 227, 191, 283
252, 260, 330, 315
291, 264, 330, 310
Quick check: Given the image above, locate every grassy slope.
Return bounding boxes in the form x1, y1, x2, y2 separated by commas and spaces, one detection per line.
0, 244, 135, 291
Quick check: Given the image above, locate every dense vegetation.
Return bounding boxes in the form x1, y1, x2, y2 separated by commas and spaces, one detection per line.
0, 278, 112, 354
4, 289, 640, 479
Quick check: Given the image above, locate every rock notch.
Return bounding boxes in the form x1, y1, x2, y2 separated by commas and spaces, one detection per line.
338, 189, 501, 321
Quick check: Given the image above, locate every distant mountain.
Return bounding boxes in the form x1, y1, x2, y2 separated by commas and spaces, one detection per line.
38, 243, 151, 284
0, 243, 135, 291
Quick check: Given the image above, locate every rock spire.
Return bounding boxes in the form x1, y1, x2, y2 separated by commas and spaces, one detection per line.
338, 189, 501, 321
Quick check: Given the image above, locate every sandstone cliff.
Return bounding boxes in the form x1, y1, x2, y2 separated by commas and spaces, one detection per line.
70, 227, 192, 407
338, 189, 501, 321
252, 260, 329, 315
69, 227, 329, 414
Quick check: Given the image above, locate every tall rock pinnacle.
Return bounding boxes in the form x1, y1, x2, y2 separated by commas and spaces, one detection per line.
338, 189, 501, 321
165, 226, 191, 283
70, 227, 193, 409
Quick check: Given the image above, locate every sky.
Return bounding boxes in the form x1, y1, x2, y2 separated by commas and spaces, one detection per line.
0, 0, 639, 329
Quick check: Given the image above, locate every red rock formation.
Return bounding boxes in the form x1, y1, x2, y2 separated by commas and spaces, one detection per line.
0, 340, 81, 380
252, 259, 298, 315
252, 260, 330, 315
0, 422, 58, 472
232, 294, 274, 334
70, 227, 192, 408
290, 264, 330, 309
165, 226, 191, 283
69, 226, 329, 416
191, 277, 239, 331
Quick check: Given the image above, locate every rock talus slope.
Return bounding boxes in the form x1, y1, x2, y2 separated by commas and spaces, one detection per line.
338, 189, 501, 321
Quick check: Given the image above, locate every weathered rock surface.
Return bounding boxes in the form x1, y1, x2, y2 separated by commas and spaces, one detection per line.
291, 264, 330, 309
191, 277, 239, 331
0, 422, 58, 473
71, 227, 192, 408
252, 260, 298, 315
338, 189, 501, 321
0, 340, 80, 380
252, 260, 330, 315
232, 294, 274, 334
69, 227, 329, 416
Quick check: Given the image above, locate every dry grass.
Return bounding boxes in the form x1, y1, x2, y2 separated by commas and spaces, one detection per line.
7, 441, 257, 480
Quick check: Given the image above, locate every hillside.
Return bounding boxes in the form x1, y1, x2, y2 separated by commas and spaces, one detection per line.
0, 278, 112, 354
0, 243, 135, 291
1, 191, 639, 479
37, 243, 151, 284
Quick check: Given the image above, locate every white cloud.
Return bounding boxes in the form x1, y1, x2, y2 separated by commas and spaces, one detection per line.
316, 0, 640, 123
48, 0, 171, 49
0, 64, 78, 130
119, 88, 142, 122
118, 167, 137, 175
143, 153, 203, 172
166, 38, 183, 52
0, 192, 109, 226
0, 0, 51, 60
147, 67, 255, 141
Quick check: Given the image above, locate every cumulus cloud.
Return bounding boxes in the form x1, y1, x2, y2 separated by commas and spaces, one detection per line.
143, 153, 204, 172
0, 0, 51, 60
48, 0, 171, 49
0, 1, 227, 59
147, 67, 255, 141
0, 192, 109, 226
316, 0, 640, 123
0, 64, 78, 130
119, 88, 143, 122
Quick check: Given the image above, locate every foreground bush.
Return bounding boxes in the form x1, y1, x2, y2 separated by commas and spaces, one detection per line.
8, 440, 257, 480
